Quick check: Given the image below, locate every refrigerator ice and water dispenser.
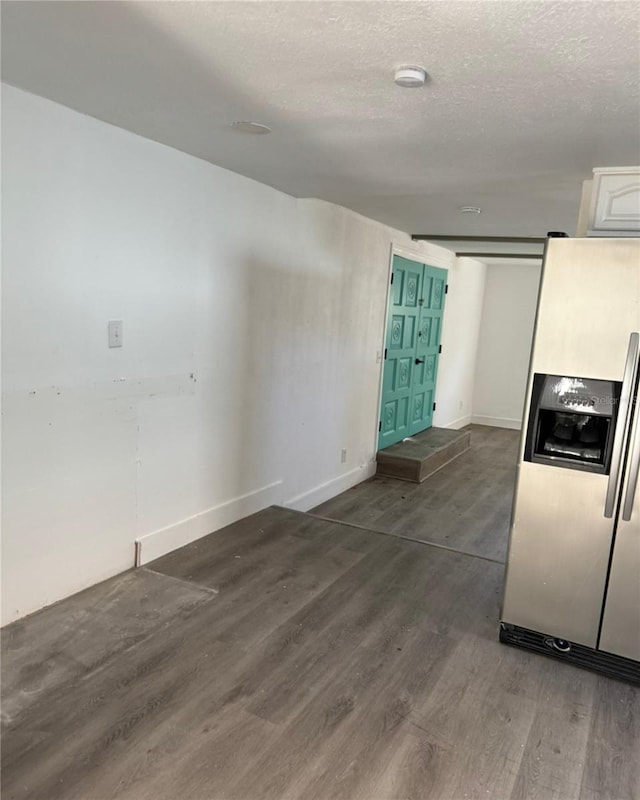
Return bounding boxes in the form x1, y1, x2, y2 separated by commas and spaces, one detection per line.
524, 374, 621, 474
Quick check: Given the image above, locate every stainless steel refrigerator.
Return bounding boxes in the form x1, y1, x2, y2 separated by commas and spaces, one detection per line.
500, 237, 640, 683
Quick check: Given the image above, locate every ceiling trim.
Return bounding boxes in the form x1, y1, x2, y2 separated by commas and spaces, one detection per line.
411, 235, 547, 243
457, 252, 543, 259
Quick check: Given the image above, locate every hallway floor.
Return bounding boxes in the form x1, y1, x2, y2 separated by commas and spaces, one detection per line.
313, 424, 519, 563
2, 427, 639, 800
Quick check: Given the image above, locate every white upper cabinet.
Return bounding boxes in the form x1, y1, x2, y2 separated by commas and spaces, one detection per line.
587, 167, 640, 236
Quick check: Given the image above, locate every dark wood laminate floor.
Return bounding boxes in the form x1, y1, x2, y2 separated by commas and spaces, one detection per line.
312, 425, 520, 563
3, 506, 639, 800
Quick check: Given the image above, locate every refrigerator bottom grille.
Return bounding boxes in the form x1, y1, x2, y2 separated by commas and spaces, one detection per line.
499, 622, 640, 685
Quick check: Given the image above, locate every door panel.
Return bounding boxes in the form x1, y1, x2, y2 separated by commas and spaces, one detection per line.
532, 238, 640, 380
379, 258, 447, 449
599, 511, 640, 660
599, 396, 640, 661
408, 265, 447, 436
378, 257, 422, 449
502, 463, 615, 647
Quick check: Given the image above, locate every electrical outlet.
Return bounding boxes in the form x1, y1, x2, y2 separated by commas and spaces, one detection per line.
108, 320, 123, 348
459, 400, 464, 410
341, 448, 347, 463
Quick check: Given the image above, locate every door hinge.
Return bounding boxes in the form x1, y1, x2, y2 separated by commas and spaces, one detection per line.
378, 421, 382, 432
418, 298, 424, 306
384, 348, 388, 360
438, 344, 442, 354
445, 284, 449, 294
390, 273, 394, 285
433, 402, 437, 411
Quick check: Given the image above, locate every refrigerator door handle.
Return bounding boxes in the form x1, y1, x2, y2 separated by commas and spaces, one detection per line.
622, 388, 640, 522
605, 332, 639, 518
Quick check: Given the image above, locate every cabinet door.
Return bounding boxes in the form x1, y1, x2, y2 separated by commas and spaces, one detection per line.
589, 169, 640, 235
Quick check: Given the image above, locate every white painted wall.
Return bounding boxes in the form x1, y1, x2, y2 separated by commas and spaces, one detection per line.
433, 257, 487, 430
472, 263, 542, 429
2, 86, 487, 623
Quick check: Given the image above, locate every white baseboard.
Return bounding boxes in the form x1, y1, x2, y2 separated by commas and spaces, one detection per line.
471, 415, 522, 431
135, 480, 284, 565
285, 463, 377, 512
439, 414, 472, 430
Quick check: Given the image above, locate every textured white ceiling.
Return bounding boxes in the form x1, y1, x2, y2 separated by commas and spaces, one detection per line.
2, 0, 639, 240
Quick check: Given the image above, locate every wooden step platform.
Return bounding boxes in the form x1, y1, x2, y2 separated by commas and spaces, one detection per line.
376, 426, 471, 483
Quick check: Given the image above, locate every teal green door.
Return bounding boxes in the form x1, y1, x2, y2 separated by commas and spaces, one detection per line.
378, 257, 447, 450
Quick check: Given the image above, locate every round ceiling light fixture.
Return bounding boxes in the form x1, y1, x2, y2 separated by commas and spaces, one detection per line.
458, 205, 482, 214
394, 66, 427, 88
231, 121, 272, 134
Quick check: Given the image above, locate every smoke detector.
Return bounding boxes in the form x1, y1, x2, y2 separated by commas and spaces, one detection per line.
394, 66, 427, 88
